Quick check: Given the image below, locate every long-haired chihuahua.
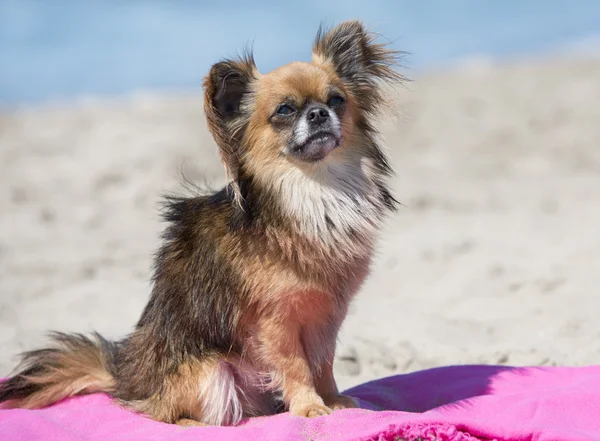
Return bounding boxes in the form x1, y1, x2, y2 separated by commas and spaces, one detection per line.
0, 20, 402, 426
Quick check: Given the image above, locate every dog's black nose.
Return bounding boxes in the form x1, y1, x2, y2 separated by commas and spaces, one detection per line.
307, 106, 329, 125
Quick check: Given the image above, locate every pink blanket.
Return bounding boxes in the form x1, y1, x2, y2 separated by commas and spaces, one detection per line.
1, 365, 599, 441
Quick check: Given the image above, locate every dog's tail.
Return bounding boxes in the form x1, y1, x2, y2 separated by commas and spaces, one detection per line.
0, 332, 117, 409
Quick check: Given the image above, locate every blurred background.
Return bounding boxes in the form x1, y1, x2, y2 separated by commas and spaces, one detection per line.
2, 0, 600, 105
1, 1, 600, 389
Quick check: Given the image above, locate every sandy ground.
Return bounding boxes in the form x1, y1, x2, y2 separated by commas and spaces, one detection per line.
1, 55, 599, 391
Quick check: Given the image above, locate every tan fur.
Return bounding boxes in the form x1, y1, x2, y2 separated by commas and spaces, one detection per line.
13, 338, 113, 409
175, 418, 208, 427
232, 245, 369, 415
244, 62, 356, 175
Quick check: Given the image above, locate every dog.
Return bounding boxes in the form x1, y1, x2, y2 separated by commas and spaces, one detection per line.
0, 20, 402, 426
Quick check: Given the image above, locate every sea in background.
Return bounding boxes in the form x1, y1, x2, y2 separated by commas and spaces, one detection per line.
1, 0, 600, 106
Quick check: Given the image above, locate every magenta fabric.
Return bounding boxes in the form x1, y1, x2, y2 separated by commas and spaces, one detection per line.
1, 365, 599, 441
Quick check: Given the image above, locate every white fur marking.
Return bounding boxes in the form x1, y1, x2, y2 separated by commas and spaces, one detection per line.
295, 117, 310, 145
293, 111, 342, 145
197, 361, 242, 426
329, 112, 342, 138
269, 151, 384, 244
195, 360, 273, 426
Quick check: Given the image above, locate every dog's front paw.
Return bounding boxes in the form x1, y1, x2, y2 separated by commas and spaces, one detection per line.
290, 403, 332, 418
325, 395, 359, 410
175, 418, 208, 427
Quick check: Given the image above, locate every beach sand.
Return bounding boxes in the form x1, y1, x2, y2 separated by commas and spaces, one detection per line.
1, 55, 599, 391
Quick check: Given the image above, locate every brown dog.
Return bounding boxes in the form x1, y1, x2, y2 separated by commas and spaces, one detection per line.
0, 20, 402, 426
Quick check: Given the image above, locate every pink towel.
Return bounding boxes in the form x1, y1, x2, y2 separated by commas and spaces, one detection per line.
1, 365, 599, 441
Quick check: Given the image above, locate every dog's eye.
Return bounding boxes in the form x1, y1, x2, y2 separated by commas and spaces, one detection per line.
276, 104, 296, 116
327, 95, 344, 107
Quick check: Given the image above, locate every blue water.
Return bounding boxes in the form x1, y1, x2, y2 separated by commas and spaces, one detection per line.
1, 0, 600, 105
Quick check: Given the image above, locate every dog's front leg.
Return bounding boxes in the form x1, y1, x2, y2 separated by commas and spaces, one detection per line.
315, 354, 359, 411
310, 321, 359, 411
256, 317, 331, 418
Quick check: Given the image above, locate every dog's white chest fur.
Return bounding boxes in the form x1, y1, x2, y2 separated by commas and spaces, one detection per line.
272, 153, 385, 243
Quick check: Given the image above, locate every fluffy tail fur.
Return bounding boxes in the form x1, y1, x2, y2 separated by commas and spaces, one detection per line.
0, 332, 116, 409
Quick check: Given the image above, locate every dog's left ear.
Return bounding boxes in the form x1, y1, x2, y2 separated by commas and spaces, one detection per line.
204, 51, 258, 205
312, 20, 403, 114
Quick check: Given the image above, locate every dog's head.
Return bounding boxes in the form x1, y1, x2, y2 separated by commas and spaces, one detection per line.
203, 20, 402, 203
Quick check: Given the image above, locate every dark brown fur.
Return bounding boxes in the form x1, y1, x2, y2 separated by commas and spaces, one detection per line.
0, 20, 402, 426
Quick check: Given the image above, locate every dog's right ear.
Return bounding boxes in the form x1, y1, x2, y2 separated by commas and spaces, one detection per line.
312, 21, 402, 115
204, 52, 258, 204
